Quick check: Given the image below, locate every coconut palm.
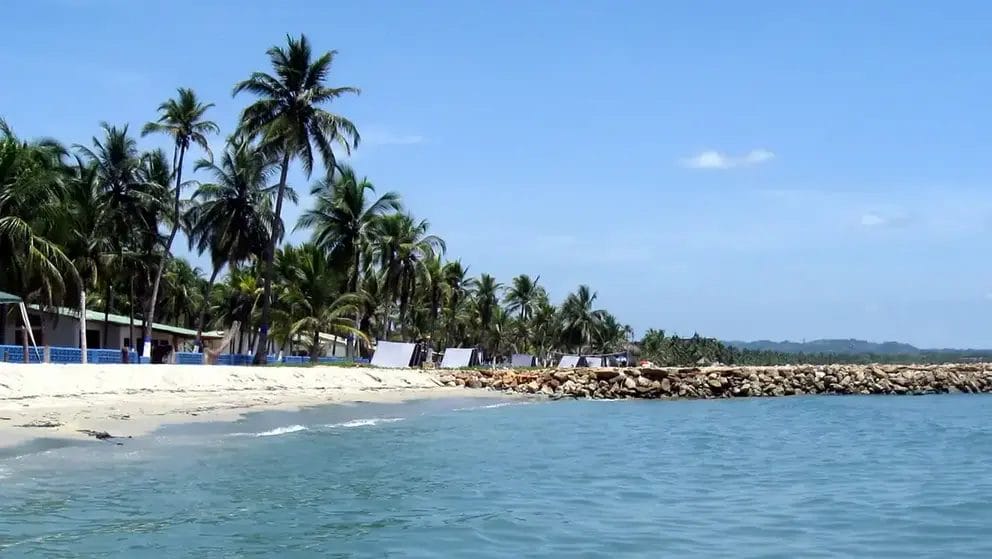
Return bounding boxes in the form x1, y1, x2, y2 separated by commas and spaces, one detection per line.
161, 258, 205, 329
474, 274, 502, 336
296, 164, 400, 293
370, 213, 445, 339
0, 120, 73, 357
504, 274, 545, 320
186, 139, 277, 345
141, 88, 218, 356
234, 33, 360, 364
559, 284, 606, 353
274, 243, 367, 362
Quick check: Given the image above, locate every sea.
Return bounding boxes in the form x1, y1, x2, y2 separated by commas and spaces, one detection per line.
2, 394, 991, 558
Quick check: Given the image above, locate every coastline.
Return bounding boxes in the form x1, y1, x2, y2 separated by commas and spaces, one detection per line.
0, 364, 485, 448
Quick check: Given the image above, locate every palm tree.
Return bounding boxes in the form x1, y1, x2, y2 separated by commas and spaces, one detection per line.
0, 119, 73, 358
161, 258, 204, 329
371, 213, 445, 339
186, 138, 276, 347
76, 123, 147, 350
296, 164, 400, 293
504, 274, 545, 320
141, 88, 218, 357
560, 285, 605, 353
273, 243, 367, 362
234, 33, 360, 364
441, 260, 474, 347
474, 274, 502, 335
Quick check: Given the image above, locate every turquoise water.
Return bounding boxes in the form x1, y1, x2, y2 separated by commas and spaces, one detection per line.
2, 394, 992, 557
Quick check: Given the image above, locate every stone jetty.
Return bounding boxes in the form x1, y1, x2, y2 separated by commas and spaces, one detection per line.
439, 364, 992, 399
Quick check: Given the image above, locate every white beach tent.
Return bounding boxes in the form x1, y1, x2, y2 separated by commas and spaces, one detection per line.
557, 355, 583, 368
440, 347, 478, 368
511, 353, 536, 367
0, 290, 41, 361
370, 341, 418, 368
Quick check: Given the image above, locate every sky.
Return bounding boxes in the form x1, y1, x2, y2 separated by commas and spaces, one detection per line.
4, 1, 992, 348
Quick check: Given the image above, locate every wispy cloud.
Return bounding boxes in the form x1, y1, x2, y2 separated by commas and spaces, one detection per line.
860, 212, 912, 229
681, 149, 775, 170
361, 128, 426, 147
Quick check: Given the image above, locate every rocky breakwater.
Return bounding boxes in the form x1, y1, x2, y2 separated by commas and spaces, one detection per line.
439, 364, 992, 399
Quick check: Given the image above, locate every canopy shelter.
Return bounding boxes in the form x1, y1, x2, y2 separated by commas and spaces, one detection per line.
0, 290, 41, 362
440, 347, 479, 369
511, 353, 536, 367
370, 341, 418, 368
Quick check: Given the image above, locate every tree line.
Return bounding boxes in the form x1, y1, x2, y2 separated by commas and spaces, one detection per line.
1, 34, 635, 364
638, 330, 992, 366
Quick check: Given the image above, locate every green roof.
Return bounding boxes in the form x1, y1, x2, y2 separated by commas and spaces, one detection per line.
27, 305, 213, 338
0, 290, 23, 304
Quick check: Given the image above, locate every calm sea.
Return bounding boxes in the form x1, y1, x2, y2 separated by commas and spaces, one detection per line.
2, 394, 992, 558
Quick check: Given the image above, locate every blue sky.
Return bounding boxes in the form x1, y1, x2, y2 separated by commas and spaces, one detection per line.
4, 1, 992, 347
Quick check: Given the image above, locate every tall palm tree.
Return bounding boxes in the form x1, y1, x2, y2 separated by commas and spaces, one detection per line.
474, 274, 502, 336
504, 274, 545, 320
273, 243, 367, 362
0, 119, 73, 357
161, 258, 204, 329
296, 164, 400, 293
371, 213, 445, 339
141, 88, 218, 357
76, 123, 149, 349
560, 284, 605, 353
234, 33, 360, 364
441, 260, 474, 347
186, 139, 276, 346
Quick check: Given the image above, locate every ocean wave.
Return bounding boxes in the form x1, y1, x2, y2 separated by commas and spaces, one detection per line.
254, 425, 308, 437
326, 418, 404, 428
453, 401, 531, 412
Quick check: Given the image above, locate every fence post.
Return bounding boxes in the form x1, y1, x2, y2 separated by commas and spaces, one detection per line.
43, 346, 51, 363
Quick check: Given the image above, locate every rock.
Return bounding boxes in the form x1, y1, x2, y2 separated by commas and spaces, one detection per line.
624, 377, 637, 390
78, 429, 113, 440
467, 378, 483, 389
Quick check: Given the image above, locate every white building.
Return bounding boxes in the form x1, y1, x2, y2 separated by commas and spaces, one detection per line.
2, 306, 207, 351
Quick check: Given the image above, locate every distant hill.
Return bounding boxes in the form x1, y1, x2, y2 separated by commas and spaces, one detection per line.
726, 339, 921, 355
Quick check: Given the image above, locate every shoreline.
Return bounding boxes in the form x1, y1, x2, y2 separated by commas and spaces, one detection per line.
0, 364, 488, 448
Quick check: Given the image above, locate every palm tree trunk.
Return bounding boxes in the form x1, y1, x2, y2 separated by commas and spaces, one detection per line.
128, 277, 135, 356
195, 264, 221, 350
103, 277, 115, 349
253, 151, 291, 365
142, 145, 186, 360
310, 329, 320, 363
79, 288, 88, 364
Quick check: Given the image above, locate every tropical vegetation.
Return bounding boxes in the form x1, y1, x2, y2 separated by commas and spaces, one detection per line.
0, 34, 637, 365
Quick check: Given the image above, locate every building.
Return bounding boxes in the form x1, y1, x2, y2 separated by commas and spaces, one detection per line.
2, 305, 210, 351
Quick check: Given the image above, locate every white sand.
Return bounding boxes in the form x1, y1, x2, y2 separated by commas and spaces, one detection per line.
0, 363, 477, 447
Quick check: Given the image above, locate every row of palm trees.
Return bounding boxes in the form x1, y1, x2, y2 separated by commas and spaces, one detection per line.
0, 34, 633, 364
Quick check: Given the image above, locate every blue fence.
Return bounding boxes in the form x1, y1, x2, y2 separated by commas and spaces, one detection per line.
0, 345, 368, 366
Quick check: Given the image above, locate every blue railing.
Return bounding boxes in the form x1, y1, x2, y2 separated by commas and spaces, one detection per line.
0, 345, 368, 366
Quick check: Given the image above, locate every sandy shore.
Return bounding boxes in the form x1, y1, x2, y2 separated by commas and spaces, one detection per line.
0, 363, 479, 447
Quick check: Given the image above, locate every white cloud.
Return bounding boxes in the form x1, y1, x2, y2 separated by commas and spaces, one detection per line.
860, 213, 887, 227
361, 129, 425, 147
860, 212, 912, 229
681, 149, 775, 170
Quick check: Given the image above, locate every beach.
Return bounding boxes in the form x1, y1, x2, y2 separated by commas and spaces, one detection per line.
0, 363, 474, 447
